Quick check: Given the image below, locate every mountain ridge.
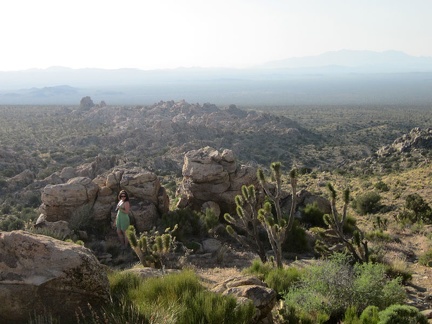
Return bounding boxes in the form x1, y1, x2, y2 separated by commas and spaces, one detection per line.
1, 50, 432, 105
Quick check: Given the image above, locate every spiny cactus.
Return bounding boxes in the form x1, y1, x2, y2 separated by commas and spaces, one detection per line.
126, 224, 178, 270
257, 163, 298, 268
319, 183, 369, 264
224, 184, 267, 262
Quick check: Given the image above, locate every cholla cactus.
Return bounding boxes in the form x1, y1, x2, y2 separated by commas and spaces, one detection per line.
257, 163, 298, 268
126, 225, 178, 270
224, 184, 267, 262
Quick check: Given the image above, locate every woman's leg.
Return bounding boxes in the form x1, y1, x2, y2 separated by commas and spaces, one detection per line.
122, 230, 129, 247
117, 229, 125, 246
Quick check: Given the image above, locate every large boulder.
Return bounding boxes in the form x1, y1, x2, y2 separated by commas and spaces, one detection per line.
40, 177, 99, 222
212, 276, 277, 323
176, 147, 261, 214
0, 230, 110, 323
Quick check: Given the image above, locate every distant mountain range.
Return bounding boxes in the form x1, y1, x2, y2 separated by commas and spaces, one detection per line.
257, 50, 432, 72
1, 50, 432, 105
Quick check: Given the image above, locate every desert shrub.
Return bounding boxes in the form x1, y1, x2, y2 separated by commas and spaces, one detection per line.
359, 305, 380, 323
244, 259, 302, 294
405, 193, 432, 223
419, 248, 432, 267
162, 208, 202, 241
282, 253, 406, 322
343, 215, 358, 234
1, 204, 12, 214
302, 202, 326, 227
25, 194, 41, 208
365, 230, 391, 242
277, 304, 329, 324
283, 220, 311, 253
343, 305, 362, 324
374, 180, 389, 192
378, 304, 427, 324
352, 262, 406, 311
380, 255, 412, 284
243, 258, 274, 280
265, 267, 302, 294
352, 192, 382, 215
0, 214, 25, 231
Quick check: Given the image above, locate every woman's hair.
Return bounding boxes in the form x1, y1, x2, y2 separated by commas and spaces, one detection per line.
117, 190, 130, 201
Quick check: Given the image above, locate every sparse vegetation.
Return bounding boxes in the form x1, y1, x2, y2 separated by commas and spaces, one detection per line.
281, 254, 406, 323
1, 103, 432, 322
105, 270, 255, 324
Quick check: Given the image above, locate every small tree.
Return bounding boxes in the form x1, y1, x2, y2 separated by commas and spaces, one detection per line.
224, 184, 267, 262
257, 162, 298, 268
126, 225, 177, 271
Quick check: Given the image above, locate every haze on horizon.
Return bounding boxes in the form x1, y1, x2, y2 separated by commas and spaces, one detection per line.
2, 0, 432, 72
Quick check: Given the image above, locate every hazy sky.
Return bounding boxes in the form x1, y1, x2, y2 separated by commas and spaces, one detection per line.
1, 0, 432, 71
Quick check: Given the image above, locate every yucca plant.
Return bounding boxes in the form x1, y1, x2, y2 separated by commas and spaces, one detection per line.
256, 163, 298, 268
224, 184, 267, 262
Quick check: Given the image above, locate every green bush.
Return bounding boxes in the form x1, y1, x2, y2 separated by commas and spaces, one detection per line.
283, 220, 310, 253
278, 304, 329, 324
282, 254, 406, 322
243, 258, 274, 280
265, 267, 302, 294
343, 215, 358, 234
352, 262, 406, 311
302, 202, 326, 227
343, 305, 362, 324
359, 305, 380, 323
353, 192, 382, 215
244, 259, 302, 294
0, 215, 25, 231
374, 181, 390, 192
162, 208, 203, 241
378, 304, 427, 324
405, 193, 432, 223
1, 204, 12, 214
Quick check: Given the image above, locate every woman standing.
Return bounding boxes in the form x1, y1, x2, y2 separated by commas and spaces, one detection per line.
115, 190, 130, 248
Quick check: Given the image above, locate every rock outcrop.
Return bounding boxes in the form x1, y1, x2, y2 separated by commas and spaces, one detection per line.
39, 166, 169, 233
377, 127, 432, 156
0, 230, 110, 323
176, 146, 330, 221
40, 176, 99, 222
176, 147, 260, 215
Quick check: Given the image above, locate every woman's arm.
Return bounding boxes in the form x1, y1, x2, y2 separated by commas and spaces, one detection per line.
122, 201, 130, 214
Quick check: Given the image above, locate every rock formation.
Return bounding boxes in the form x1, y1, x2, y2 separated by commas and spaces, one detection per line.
0, 230, 110, 323
212, 276, 277, 323
377, 127, 432, 156
176, 146, 331, 220
39, 166, 169, 234
176, 146, 260, 215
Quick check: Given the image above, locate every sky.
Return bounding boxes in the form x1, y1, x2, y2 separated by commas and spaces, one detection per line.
1, 0, 432, 71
